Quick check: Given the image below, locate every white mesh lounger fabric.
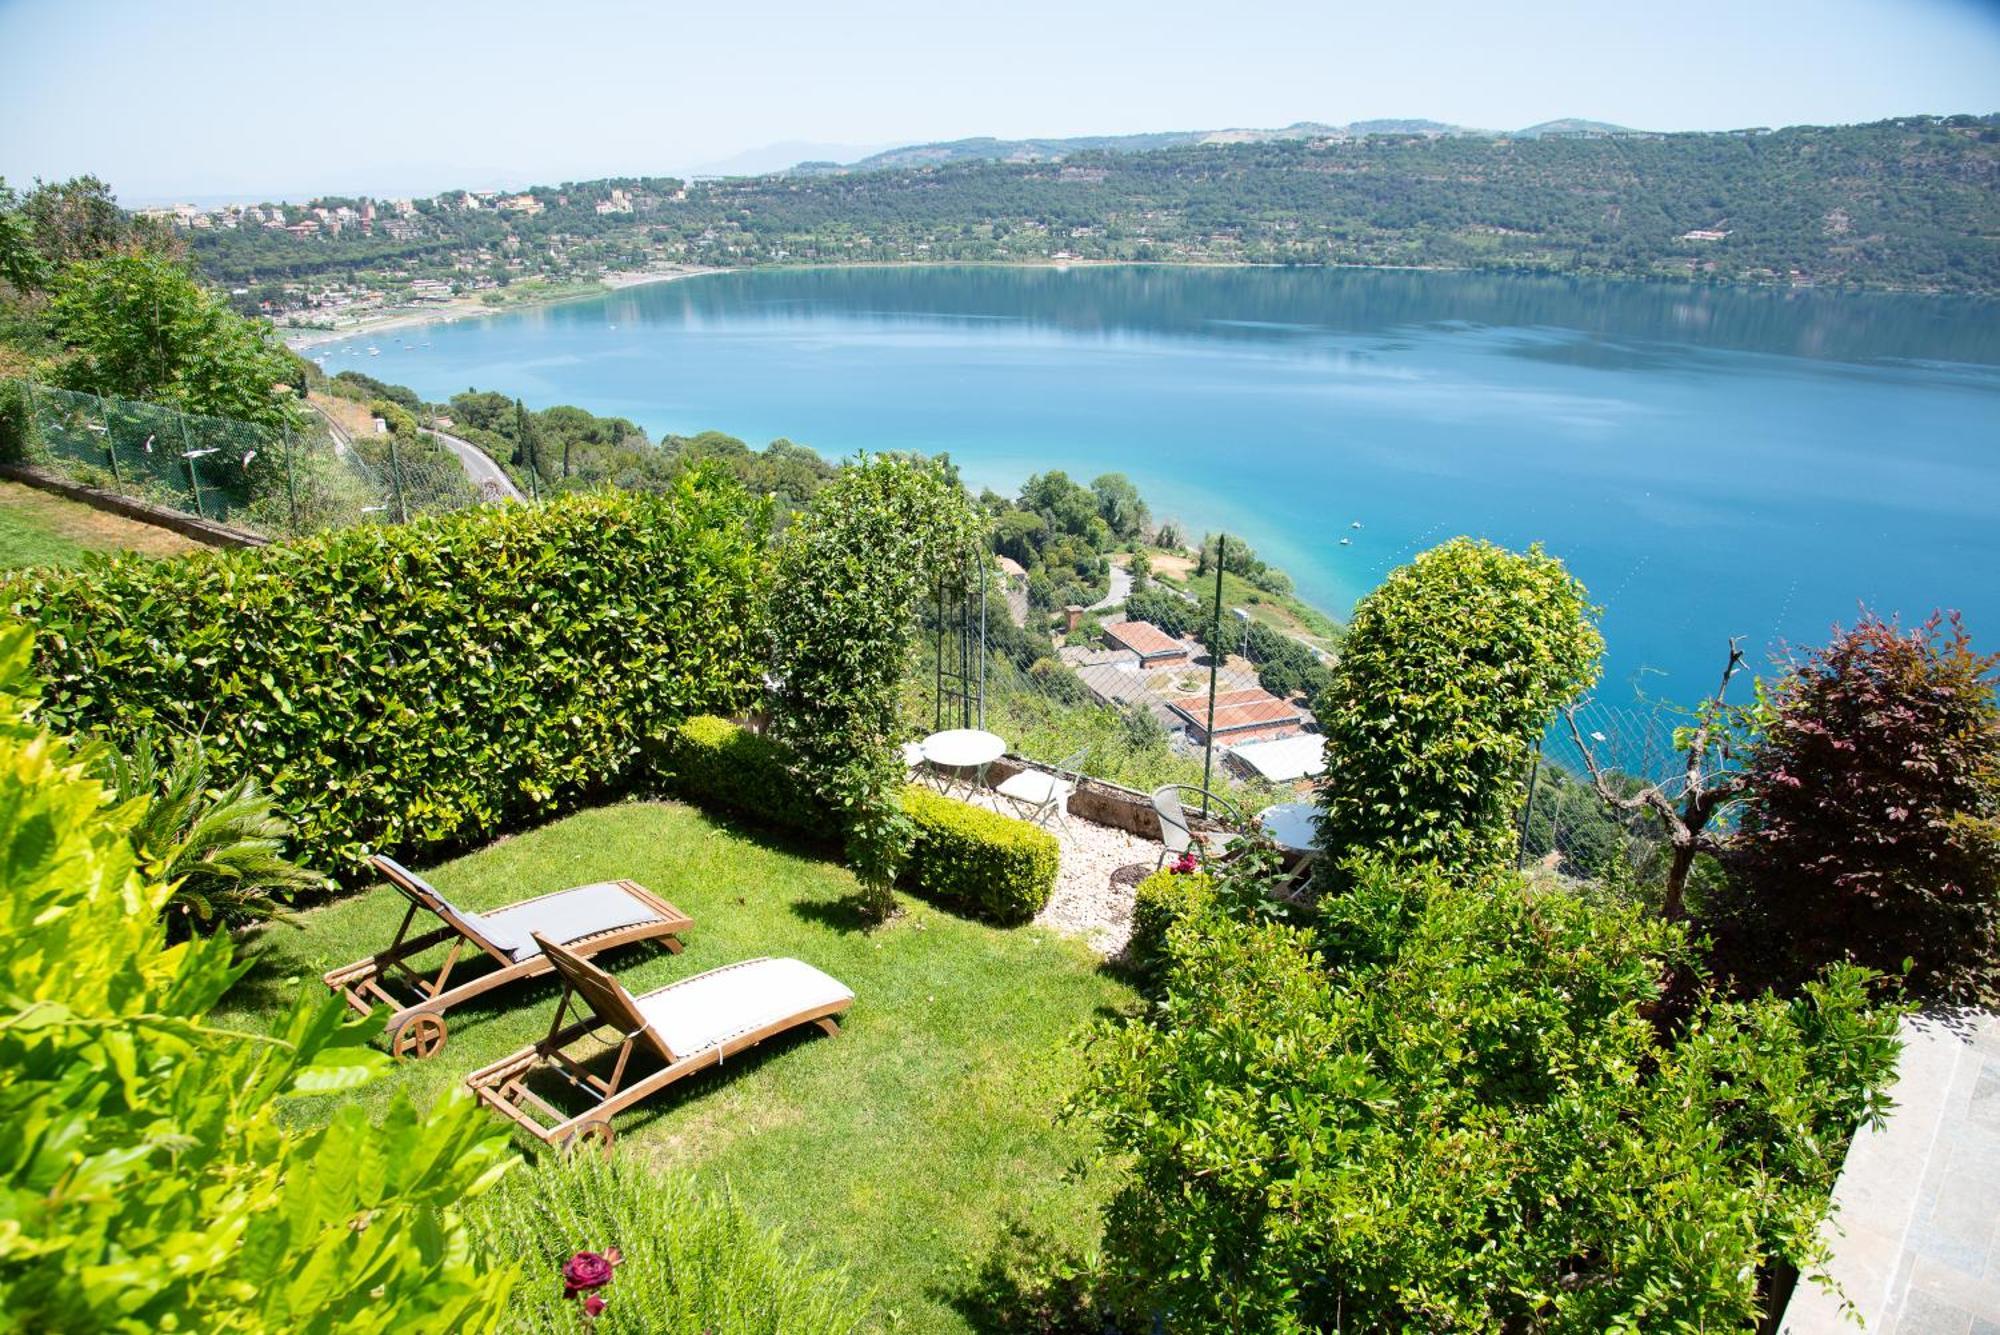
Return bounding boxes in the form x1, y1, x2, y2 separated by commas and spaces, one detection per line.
635, 958, 856, 1060
465, 946, 856, 1151
323, 856, 691, 1061
475, 883, 668, 959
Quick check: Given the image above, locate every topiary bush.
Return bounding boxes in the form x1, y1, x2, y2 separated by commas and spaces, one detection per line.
1314, 537, 1602, 882
0, 622, 517, 1331
465, 1157, 869, 1334
8, 478, 770, 875
1128, 867, 1215, 980
766, 456, 980, 917
1079, 856, 1903, 1333
1708, 611, 2000, 1003
901, 785, 1060, 925
647, 714, 832, 837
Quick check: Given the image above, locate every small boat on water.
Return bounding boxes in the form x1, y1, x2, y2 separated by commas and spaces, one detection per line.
1339, 537, 1352, 546
1350, 521, 1363, 529
367, 347, 380, 356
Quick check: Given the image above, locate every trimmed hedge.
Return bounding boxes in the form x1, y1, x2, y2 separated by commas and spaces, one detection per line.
651, 715, 1060, 924
1129, 867, 1215, 979
648, 713, 833, 836
8, 481, 770, 873
902, 785, 1060, 925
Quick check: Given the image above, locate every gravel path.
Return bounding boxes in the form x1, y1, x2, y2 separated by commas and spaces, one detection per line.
958, 786, 1158, 957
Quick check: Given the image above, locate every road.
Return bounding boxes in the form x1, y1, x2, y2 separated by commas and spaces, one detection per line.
1088, 562, 1134, 612
429, 428, 525, 503
308, 398, 524, 504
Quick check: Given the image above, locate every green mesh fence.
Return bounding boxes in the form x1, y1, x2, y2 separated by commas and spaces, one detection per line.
5, 380, 494, 538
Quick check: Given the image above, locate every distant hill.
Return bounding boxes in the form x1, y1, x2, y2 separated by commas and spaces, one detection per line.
688, 140, 894, 178
186, 115, 2000, 298
806, 118, 1637, 173
1513, 118, 1637, 138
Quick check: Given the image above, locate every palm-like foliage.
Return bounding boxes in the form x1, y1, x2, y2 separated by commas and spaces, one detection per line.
101, 731, 325, 935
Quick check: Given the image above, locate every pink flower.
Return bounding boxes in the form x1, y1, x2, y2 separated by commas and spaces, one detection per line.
583, 1294, 607, 1318
563, 1250, 615, 1296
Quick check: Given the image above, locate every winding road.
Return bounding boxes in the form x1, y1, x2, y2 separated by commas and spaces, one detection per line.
430, 427, 525, 503
1088, 562, 1134, 612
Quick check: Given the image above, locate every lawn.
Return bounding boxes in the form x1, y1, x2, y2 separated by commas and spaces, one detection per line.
0, 479, 201, 568
218, 799, 1137, 1332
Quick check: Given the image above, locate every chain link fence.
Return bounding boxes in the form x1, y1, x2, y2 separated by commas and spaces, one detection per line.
3, 380, 489, 539
911, 554, 1711, 880
1514, 692, 1700, 882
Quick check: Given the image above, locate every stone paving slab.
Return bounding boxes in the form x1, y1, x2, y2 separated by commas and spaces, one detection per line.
1782, 1010, 2000, 1334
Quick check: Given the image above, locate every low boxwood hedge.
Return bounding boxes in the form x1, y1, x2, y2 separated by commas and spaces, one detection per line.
1129, 866, 1216, 979
653, 716, 1061, 924
648, 714, 832, 837
8, 479, 770, 875
901, 785, 1060, 925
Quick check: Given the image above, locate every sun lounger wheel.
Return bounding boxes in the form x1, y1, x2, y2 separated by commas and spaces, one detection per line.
390, 1010, 448, 1060
562, 1119, 615, 1159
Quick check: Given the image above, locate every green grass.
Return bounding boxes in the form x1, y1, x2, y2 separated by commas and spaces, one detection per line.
0, 500, 91, 568
218, 799, 1137, 1332
0, 479, 200, 569
1150, 551, 1343, 651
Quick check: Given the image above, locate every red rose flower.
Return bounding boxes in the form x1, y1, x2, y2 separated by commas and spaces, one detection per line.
583, 1294, 607, 1317
563, 1250, 615, 1296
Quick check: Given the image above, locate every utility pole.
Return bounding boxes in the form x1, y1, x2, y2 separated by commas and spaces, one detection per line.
1199, 534, 1226, 816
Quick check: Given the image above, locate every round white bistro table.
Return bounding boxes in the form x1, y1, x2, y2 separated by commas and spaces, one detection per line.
919, 728, 1007, 796
1257, 801, 1321, 854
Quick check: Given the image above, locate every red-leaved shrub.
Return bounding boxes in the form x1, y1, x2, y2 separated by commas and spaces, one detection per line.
1708, 612, 2000, 1002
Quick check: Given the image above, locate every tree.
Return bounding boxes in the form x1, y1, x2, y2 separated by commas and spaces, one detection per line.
0, 179, 44, 291
1706, 613, 2000, 1002
1566, 640, 1750, 921
1315, 538, 1602, 880
1019, 470, 1101, 542
1090, 472, 1148, 539
48, 253, 298, 429
18, 175, 155, 272
1129, 549, 1151, 593
767, 456, 980, 920
512, 397, 541, 477
991, 508, 1047, 567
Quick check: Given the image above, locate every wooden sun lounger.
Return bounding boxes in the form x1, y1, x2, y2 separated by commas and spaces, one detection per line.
323, 855, 693, 1059
464, 933, 854, 1154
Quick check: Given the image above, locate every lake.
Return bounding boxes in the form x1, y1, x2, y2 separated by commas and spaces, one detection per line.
316, 265, 2000, 709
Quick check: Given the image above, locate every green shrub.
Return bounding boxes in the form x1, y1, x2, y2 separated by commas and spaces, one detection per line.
1078, 857, 1903, 1332
1315, 537, 1602, 881
0, 378, 39, 464
901, 785, 1060, 924
648, 714, 831, 836
98, 729, 326, 937
8, 479, 769, 874
1710, 612, 2000, 1003
1128, 867, 1214, 978
465, 1157, 869, 1334
0, 622, 517, 1331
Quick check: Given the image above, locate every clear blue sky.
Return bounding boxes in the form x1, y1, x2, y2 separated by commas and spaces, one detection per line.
2, 0, 1996, 202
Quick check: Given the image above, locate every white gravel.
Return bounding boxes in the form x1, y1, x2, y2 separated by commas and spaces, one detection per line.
957, 786, 1159, 957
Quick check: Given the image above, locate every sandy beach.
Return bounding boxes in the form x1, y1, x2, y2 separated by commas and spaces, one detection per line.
282, 265, 729, 350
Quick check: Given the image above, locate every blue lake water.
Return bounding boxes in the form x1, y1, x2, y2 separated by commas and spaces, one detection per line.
316, 265, 2000, 708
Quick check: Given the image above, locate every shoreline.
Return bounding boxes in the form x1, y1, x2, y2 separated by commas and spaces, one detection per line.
283, 255, 1987, 352
281, 266, 731, 350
